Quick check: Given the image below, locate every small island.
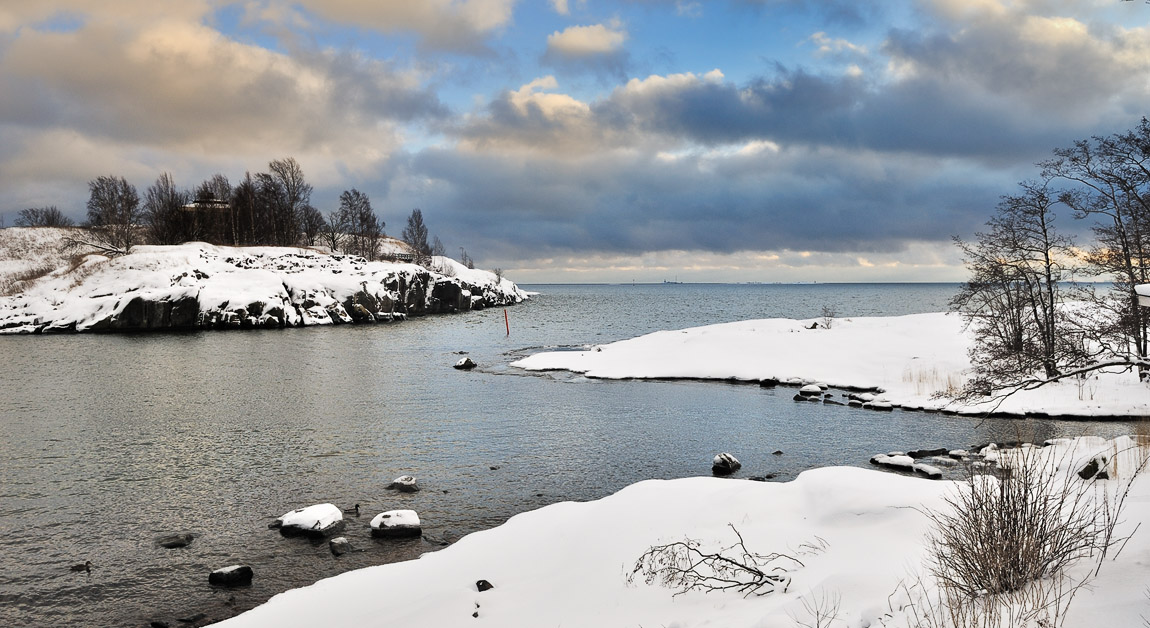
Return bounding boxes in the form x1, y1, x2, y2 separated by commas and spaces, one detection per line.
0, 227, 526, 334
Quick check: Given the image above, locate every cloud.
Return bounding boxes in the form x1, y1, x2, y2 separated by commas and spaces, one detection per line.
546, 22, 627, 56
264, 0, 517, 52
541, 21, 631, 77
0, 7, 448, 214
550, 0, 570, 16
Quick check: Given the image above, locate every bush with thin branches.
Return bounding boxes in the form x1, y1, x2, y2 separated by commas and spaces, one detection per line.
628, 523, 803, 598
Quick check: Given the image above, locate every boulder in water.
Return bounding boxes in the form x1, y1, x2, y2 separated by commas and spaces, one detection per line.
370, 510, 422, 538
209, 565, 253, 587
711, 453, 741, 476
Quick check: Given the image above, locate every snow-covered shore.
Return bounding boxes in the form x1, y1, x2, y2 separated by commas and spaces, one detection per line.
512, 313, 1150, 418
218, 436, 1150, 628
0, 227, 526, 334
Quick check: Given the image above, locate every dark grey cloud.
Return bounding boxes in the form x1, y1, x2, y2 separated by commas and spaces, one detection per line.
386, 143, 1017, 264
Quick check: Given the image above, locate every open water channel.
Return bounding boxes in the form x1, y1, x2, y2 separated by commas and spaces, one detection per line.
0, 283, 1137, 626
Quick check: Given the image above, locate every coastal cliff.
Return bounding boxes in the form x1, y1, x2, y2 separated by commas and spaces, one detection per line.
0, 230, 526, 334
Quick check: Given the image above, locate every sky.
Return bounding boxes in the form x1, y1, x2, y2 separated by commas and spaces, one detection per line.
0, 0, 1148, 283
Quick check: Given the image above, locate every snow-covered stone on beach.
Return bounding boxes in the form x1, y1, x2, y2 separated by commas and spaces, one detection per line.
209, 565, 253, 587
798, 384, 822, 396
273, 504, 345, 537
370, 510, 422, 538
387, 475, 420, 493
711, 452, 741, 475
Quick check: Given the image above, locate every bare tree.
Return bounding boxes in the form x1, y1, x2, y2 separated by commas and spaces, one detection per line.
402, 208, 431, 266
268, 157, 312, 246
951, 180, 1080, 400
339, 189, 383, 259
143, 172, 190, 245
321, 207, 348, 253
299, 205, 324, 247
1043, 118, 1150, 377
15, 206, 74, 227
77, 175, 141, 255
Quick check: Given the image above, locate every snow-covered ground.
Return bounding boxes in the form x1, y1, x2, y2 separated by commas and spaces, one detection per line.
513, 313, 1150, 418
0, 228, 526, 334
218, 436, 1150, 628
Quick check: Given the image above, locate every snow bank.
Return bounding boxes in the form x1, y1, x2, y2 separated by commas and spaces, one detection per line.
0, 235, 527, 334
512, 313, 1150, 418
218, 437, 1150, 628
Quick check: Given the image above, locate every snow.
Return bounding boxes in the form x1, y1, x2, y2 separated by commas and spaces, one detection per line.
218, 437, 1150, 628
512, 312, 1150, 418
0, 231, 526, 333
277, 504, 342, 532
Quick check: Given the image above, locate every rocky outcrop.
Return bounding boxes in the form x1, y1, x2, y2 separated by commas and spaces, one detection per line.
1, 245, 527, 334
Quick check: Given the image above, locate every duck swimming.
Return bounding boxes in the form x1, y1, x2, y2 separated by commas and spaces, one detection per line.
343, 504, 360, 516
70, 561, 92, 573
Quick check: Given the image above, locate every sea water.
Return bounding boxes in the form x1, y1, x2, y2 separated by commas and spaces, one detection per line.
0, 283, 1136, 626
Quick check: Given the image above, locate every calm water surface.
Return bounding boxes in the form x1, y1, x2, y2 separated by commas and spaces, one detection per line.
0, 284, 1136, 627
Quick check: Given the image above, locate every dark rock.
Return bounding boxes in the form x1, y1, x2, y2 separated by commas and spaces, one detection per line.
823, 399, 845, 406
489, 465, 500, 470
157, 533, 195, 549
329, 537, 353, 556
1078, 457, 1107, 480
209, 565, 253, 587
907, 448, 949, 459
150, 621, 171, 628
267, 521, 282, 529
177, 613, 208, 624
454, 357, 478, 370
711, 452, 741, 476
758, 378, 779, 388
772, 450, 783, 456
476, 579, 495, 592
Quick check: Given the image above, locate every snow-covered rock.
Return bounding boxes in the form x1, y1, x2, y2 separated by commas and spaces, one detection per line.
711, 452, 741, 476
209, 565, 253, 587
454, 357, 477, 370
273, 504, 345, 537
370, 510, 422, 538
799, 384, 822, 396
388, 475, 420, 493
329, 537, 354, 556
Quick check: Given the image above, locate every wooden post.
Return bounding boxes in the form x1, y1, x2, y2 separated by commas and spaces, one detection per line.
504, 309, 509, 336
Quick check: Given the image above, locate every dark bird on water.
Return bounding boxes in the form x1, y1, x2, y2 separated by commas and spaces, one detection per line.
70, 561, 92, 573
343, 504, 360, 516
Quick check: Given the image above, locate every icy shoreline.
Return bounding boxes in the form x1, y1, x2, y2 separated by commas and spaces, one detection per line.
0, 228, 526, 334
217, 436, 1150, 628
512, 313, 1150, 419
